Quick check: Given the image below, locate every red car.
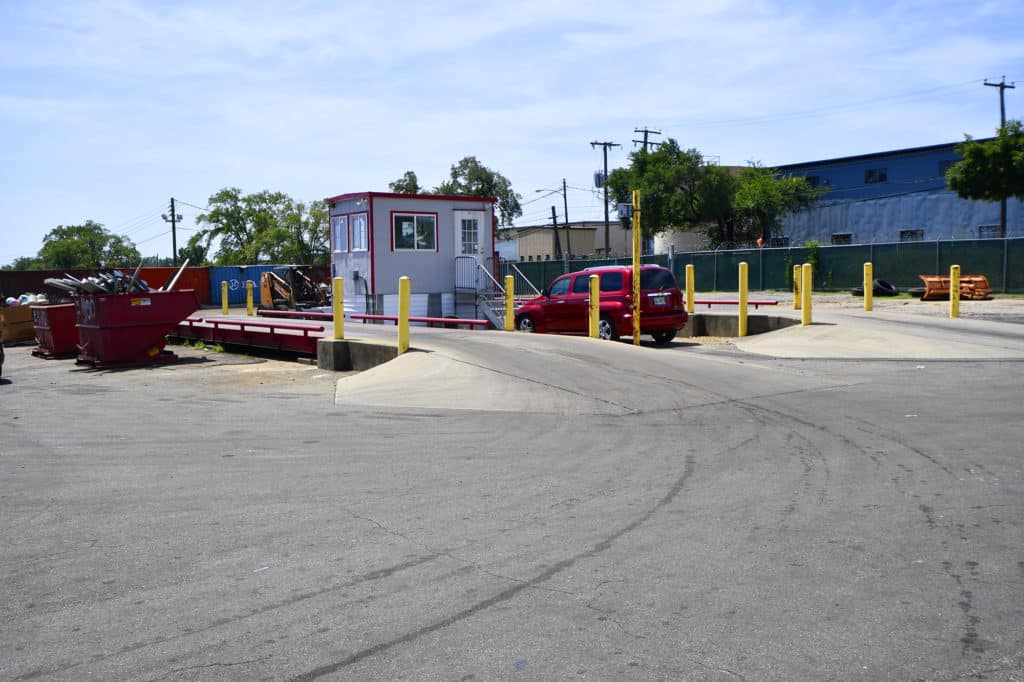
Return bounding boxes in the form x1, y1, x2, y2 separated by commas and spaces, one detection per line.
515, 265, 687, 344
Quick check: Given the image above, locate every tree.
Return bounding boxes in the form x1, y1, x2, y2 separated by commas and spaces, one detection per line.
726, 165, 821, 247
947, 120, 1024, 235
607, 139, 820, 247
267, 200, 329, 265
195, 188, 292, 264
35, 221, 141, 270
177, 234, 209, 266
434, 156, 523, 226
389, 171, 422, 194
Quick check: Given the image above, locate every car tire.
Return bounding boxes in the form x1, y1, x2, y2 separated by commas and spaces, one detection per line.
851, 286, 864, 297
873, 279, 899, 296
651, 330, 676, 345
598, 315, 619, 341
516, 315, 536, 333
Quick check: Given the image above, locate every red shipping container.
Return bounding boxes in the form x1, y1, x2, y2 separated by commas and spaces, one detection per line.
31, 303, 78, 358
75, 290, 200, 367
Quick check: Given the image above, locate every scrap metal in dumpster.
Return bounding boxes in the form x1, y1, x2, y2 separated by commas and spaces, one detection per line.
75, 291, 200, 367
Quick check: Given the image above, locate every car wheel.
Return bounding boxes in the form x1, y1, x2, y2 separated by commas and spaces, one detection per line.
598, 315, 619, 341
516, 315, 536, 333
651, 330, 676, 345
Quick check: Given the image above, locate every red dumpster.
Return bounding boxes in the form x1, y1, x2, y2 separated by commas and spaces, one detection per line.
31, 303, 78, 358
75, 290, 200, 367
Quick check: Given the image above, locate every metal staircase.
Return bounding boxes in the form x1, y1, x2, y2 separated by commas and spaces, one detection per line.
454, 258, 541, 330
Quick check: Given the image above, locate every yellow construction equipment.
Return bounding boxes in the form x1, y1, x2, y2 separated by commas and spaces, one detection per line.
259, 266, 329, 310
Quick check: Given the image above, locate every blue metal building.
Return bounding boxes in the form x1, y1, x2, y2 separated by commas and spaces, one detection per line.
776, 140, 1023, 245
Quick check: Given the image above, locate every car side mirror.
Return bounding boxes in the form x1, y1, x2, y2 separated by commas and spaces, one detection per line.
541, 288, 549, 297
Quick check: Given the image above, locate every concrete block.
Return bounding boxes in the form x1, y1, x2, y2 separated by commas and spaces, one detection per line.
679, 314, 799, 338
317, 338, 398, 372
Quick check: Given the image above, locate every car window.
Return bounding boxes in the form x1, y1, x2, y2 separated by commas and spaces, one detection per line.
571, 276, 592, 294
599, 271, 623, 292
639, 269, 677, 291
548, 277, 571, 296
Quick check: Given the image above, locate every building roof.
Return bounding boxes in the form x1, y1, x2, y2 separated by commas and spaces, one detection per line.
325, 191, 498, 204
775, 137, 994, 171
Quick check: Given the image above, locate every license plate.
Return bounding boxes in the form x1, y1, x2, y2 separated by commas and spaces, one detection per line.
651, 294, 667, 307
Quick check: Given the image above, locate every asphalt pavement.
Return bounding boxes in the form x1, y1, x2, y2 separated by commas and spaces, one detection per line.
1, 299, 1022, 681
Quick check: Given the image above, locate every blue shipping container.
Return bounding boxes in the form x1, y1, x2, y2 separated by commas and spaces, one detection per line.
208, 265, 276, 306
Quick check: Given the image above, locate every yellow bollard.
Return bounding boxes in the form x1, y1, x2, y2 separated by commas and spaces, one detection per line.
793, 264, 801, 310
588, 274, 600, 338
738, 262, 748, 337
332, 277, 344, 339
504, 275, 515, 332
863, 262, 873, 312
950, 264, 960, 319
246, 280, 254, 316
685, 264, 694, 315
631, 189, 641, 346
801, 263, 812, 326
221, 281, 228, 316
397, 275, 410, 354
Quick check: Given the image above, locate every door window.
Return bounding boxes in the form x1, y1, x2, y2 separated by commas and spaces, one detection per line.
549, 277, 571, 296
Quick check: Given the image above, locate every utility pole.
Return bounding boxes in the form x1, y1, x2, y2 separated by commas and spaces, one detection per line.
561, 178, 571, 258
632, 127, 662, 152
985, 76, 1016, 236
161, 197, 183, 267
550, 205, 563, 260
591, 140, 620, 256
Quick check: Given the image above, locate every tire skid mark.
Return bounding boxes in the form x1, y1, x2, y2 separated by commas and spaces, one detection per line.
13, 554, 442, 680
288, 454, 699, 681
942, 560, 986, 657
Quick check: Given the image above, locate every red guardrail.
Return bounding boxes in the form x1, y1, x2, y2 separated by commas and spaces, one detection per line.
692, 299, 778, 309
350, 314, 491, 329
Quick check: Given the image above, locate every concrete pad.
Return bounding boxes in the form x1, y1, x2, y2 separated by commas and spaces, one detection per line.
332, 347, 629, 415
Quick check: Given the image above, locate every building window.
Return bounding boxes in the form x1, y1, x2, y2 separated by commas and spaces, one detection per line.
805, 175, 821, 188
770, 236, 790, 247
392, 213, 436, 251
460, 217, 479, 255
977, 224, 1002, 239
865, 168, 887, 184
351, 213, 368, 251
831, 233, 853, 245
899, 229, 925, 242
331, 216, 348, 252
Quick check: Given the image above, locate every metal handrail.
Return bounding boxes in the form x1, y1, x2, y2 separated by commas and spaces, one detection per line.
507, 262, 542, 296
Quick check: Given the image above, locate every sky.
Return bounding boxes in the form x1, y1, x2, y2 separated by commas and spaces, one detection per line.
1, 0, 1022, 266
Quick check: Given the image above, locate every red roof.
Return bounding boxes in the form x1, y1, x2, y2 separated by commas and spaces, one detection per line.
324, 191, 498, 204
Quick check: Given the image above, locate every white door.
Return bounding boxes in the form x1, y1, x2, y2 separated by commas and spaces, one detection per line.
454, 210, 485, 289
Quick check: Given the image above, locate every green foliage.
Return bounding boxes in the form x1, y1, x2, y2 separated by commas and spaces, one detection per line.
947, 120, 1024, 202
177, 234, 210, 266
194, 189, 327, 265
802, 240, 822, 273
389, 171, 422, 194
606, 140, 820, 247
33, 220, 141, 270
606, 140, 712, 238
730, 165, 822, 246
433, 156, 523, 227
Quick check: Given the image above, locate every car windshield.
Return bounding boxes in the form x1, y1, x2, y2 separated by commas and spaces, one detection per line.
639, 269, 676, 291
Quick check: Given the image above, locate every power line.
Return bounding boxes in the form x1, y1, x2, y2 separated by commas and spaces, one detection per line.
669, 78, 982, 130
175, 199, 210, 212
